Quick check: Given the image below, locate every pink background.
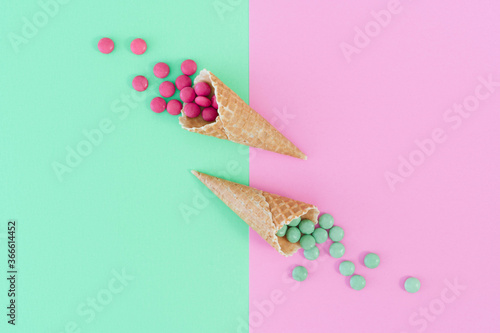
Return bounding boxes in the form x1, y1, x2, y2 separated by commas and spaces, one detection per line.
249, 1, 500, 332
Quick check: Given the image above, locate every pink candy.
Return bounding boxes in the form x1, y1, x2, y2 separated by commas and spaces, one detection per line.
167, 100, 183, 115
175, 75, 192, 90
150, 97, 166, 113
180, 87, 196, 103
194, 82, 211, 96
195, 96, 211, 107
132, 75, 148, 92
154, 62, 170, 78
181, 59, 197, 76
211, 95, 218, 109
130, 38, 147, 55
202, 107, 219, 122
159, 81, 175, 98
98, 38, 114, 54
184, 103, 201, 118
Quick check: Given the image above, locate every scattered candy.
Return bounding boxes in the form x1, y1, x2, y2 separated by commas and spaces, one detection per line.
194, 82, 211, 96
288, 218, 301, 227
329, 226, 344, 242
298, 219, 315, 234
150, 97, 166, 113
180, 87, 196, 103
286, 226, 301, 243
364, 253, 380, 269
195, 96, 212, 107
350, 275, 366, 290
292, 266, 308, 282
183, 103, 201, 118
312, 228, 328, 244
329, 242, 345, 258
303, 246, 319, 261
202, 107, 218, 122
276, 225, 287, 237
300, 234, 315, 250
339, 261, 355, 276
132, 76, 148, 92
404, 277, 420, 293
319, 213, 334, 229
130, 38, 147, 55
98, 37, 114, 54
211, 95, 218, 109
181, 59, 197, 76
154, 62, 170, 78
166, 100, 182, 116
175, 75, 192, 90
159, 81, 175, 98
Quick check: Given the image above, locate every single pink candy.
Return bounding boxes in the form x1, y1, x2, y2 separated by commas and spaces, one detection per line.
195, 96, 211, 107
159, 81, 175, 98
130, 38, 147, 55
166, 100, 183, 116
150, 97, 166, 113
98, 38, 114, 54
180, 87, 196, 103
202, 107, 219, 122
181, 59, 197, 76
175, 75, 192, 90
132, 76, 148, 92
194, 82, 211, 96
211, 95, 218, 109
184, 103, 201, 118
154, 62, 170, 78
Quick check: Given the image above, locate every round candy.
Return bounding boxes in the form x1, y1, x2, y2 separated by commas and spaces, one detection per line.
211, 95, 219, 109
276, 225, 287, 237
181, 59, 197, 76
97, 37, 114, 54
194, 82, 211, 96
339, 261, 355, 276
319, 213, 334, 229
329, 242, 345, 258
195, 96, 212, 107
202, 107, 218, 122
364, 253, 380, 269
298, 219, 314, 234
130, 38, 147, 55
312, 228, 328, 244
303, 246, 319, 261
132, 75, 148, 92
159, 81, 175, 98
292, 266, 308, 282
175, 75, 192, 91
154, 62, 170, 78
166, 99, 182, 116
404, 277, 421, 293
288, 218, 301, 227
286, 226, 301, 243
150, 97, 166, 113
183, 103, 201, 118
350, 275, 366, 290
329, 226, 344, 242
180, 87, 196, 103
300, 234, 315, 250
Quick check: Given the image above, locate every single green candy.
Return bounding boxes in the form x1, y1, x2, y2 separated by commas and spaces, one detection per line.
292, 266, 308, 281
298, 219, 315, 234
276, 225, 288, 237
404, 277, 421, 293
312, 228, 328, 244
319, 213, 334, 229
300, 234, 316, 250
364, 253, 380, 269
350, 275, 366, 290
288, 217, 301, 227
329, 226, 344, 241
286, 227, 301, 243
303, 245, 319, 260
339, 260, 355, 276
329, 242, 345, 258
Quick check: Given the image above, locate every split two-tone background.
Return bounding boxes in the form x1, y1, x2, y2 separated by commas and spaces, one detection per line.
1, 1, 500, 332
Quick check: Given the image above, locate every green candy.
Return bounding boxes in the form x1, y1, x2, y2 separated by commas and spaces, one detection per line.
286, 227, 301, 243
329, 242, 345, 258
312, 228, 328, 244
350, 275, 366, 290
288, 217, 301, 227
339, 260, 355, 276
300, 234, 316, 250
276, 225, 288, 237
404, 277, 421, 293
364, 253, 380, 269
303, 246, 319, 260
292, 266, 308, 281
329, 226, 344, 242
298, 219, 315, 234
318, 213, 334, 229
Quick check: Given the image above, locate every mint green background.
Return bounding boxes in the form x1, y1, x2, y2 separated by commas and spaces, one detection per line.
0, 1, 249, 332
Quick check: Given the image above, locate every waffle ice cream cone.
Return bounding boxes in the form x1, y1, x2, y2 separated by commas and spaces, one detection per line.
192, 170, 319, 256
179, 70, 307, 160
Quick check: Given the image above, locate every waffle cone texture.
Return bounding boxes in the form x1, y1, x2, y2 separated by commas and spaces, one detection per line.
192, 170, 319, 256
179, 70, 307, 160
